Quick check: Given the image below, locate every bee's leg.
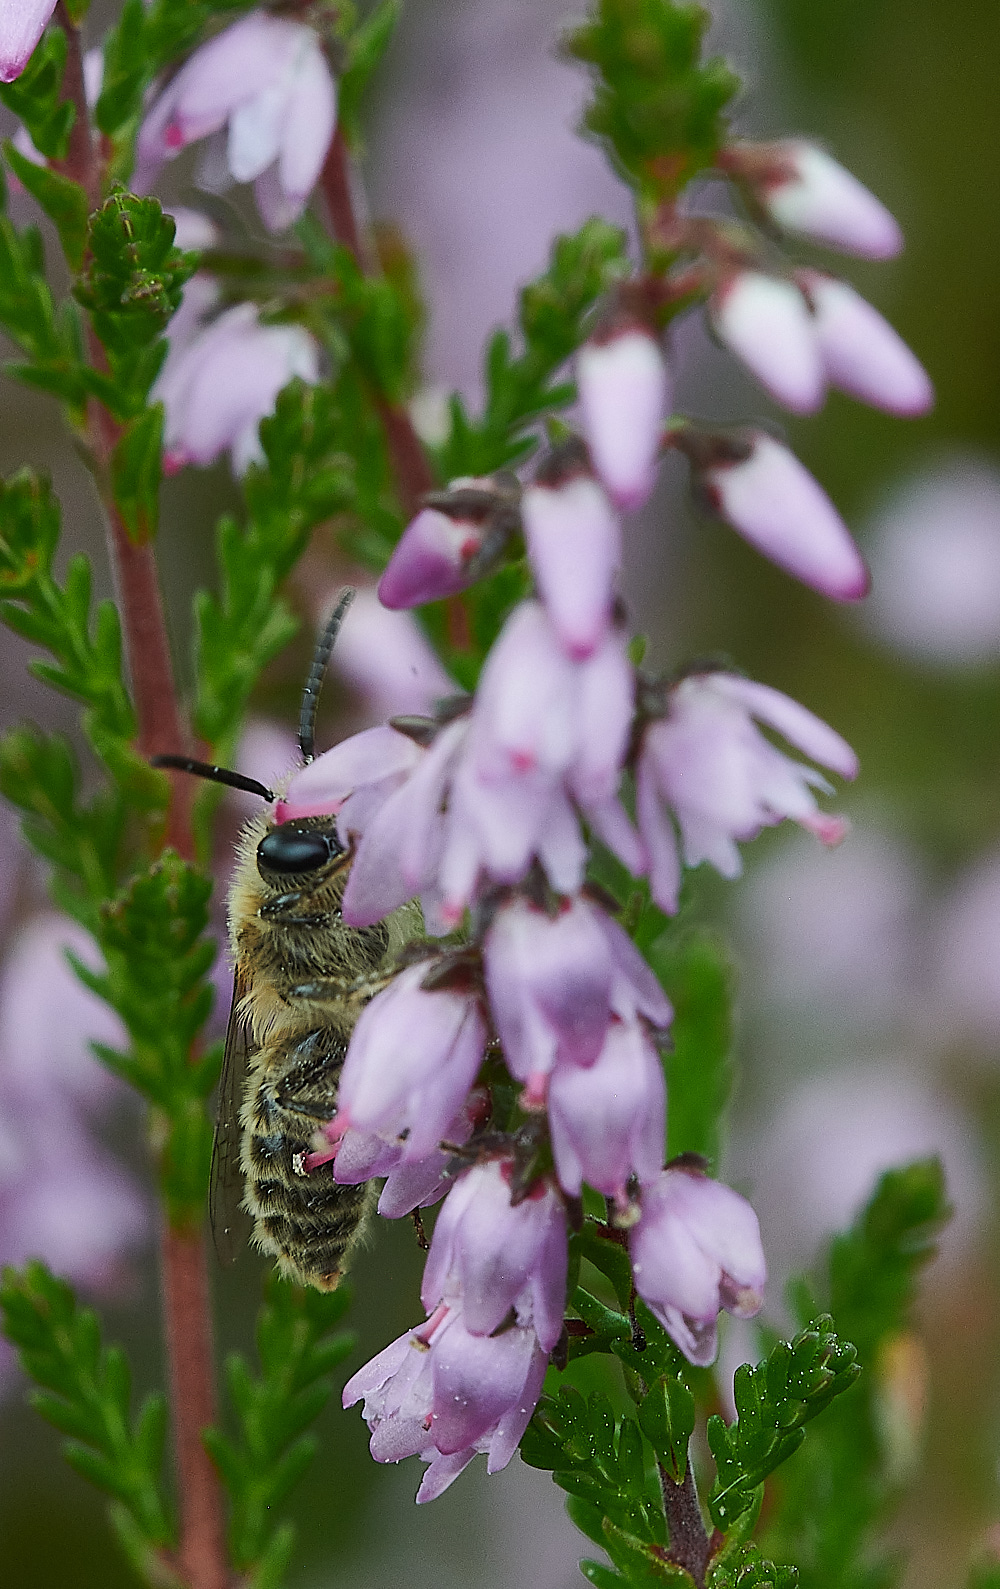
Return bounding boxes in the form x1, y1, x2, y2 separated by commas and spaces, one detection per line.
286, 970, 398, 1005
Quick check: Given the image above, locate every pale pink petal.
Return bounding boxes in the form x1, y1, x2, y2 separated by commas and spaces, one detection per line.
577, 331, 670, 511
0, 0, 57, 83
711, 271, 824, 414
805, 272, 933, 416
711, 674, 859, 778
763, 142, 903, 260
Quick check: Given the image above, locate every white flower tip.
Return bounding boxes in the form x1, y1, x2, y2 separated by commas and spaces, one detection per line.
713, 273, 825, 415
768, 143, 905, 261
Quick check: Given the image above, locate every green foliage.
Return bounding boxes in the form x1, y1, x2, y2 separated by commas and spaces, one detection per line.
75, 853, 222, 1221
75, 192, 195, 416
565, 0, 739, 203
648, 928, 734, 1165
193, 380, 356, 755
205, 1276, 356, 1586
0, 25, 75, 161
0, 1262, 173, 1556
709, 1544, 799, 1589
434, 218, 630, 480
0, 204, 91, 408
638, 1376, 696, 1484
337, 0, 403, 146
4, 140, 89, 269
759, 1161, 950, 1589
706, 1319, 861, 1530
0, 469, 162, 802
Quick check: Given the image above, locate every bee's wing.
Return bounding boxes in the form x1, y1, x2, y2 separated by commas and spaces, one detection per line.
210, 967, 254, 1265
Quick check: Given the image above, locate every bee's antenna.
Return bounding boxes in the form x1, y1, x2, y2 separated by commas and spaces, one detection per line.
151, 755, 275, 802
299, 586, 356, 765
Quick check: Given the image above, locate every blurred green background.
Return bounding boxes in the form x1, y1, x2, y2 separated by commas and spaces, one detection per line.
2, 1, 999, 1586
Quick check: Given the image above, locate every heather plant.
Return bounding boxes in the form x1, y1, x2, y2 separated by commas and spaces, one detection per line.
0, 4, 964, 1589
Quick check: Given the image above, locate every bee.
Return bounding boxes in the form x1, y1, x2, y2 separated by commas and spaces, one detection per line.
154, 590, 415, 1289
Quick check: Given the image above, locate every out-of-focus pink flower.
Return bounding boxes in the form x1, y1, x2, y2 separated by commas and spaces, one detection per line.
344, 1301, 548, 1501
421, 1159, 567, 1352
0, 0, 56, 83
330, 587, 456, 722
379, 505, 492, 608
685, 429, 869, 601
727, 140, 903, 260
522, 464, 621, 658
636, 672, 858, 912
576, 329, 670, 511
136, 10, 336, 232
863, 461, 1000, 667
154, 302, 320, 474
330, 962, 487, 1160
802, 271, 933, 417
482, 894, 670, 1097
630, 1164, 765, 1366
275, 722, 423, 826
548, 1017, 666, 1208
710, 270, 824, 414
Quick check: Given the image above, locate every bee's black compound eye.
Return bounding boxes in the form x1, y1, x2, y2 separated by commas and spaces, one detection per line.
256, 824, 343, 876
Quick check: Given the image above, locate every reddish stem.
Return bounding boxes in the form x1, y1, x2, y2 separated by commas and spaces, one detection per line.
319, 126, 434, 518
56, 13, 227, 1588
161, 1226, 229, 1589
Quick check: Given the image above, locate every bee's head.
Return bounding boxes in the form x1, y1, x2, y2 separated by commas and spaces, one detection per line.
256, 815, 346, 881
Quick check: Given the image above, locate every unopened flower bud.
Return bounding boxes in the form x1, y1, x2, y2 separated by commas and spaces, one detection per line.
576, 329, 670, 511
711, 270, 824, 414
378, 477, 519, 609
522, 448, 621, 659
679, 428, 869, 601
724, 140, 903, 260
802, 271, 933, 417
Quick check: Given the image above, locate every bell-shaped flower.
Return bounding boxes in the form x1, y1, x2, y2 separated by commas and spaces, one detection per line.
636, 672, 858, 913
379, 477, 520, 610
343, 1300, 548, 1501
801, 270, 933, 417
547, 1016, 666, 1208
629, 1163, 766, 1366
0, 0, 56, 83
275, 723, 423, 826
329, 1088, 489, 1219
710, 270, 825, 415
331, 961, 487, 1160
522, 460, 622, 658
483, 894, 671, 1098
135, 10, 336, 232
728, 139, 903, 259
683, 428, 869, 601
576, 329, 670, 512
421, 1159, 568, 1352
155, 302, 320, 474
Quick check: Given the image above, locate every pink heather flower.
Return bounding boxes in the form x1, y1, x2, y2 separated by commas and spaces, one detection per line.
334, 601, 640, 929
331, 1088, 488, 1218
802, 271, 933, 417
710, 271, 824, 415
548, 1017, 666, 1207
135, 11, 336, 232
331, 962, 487, 1160
522, 467, 622, 658
154, 302, 320, 475
343, 1302, 548, 1501
379, 505, 491, 608
692, 430, 869, 601
629, 1164, 766, 1367
421, 1159, 568, 1352
275, 722, 423, 826
743, 140, 903, 260
576, 329, 671, 511
0, 0, 56, 83
482, 893, 670, 1097
636, 672, 858, 913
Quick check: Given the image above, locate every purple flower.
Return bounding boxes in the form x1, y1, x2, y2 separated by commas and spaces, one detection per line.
275, 722, 423, 825
343, 1302, 548, 1501
686, 429, 869, 601
155, 302, 320, 474
136, 10, 336, 232
378, 505, 491, 608
331, 1088, 489, 1218
727, 140, 903, 260
483, 893, 670, 1097
636, 672, 858, 913
0, 0, 56, 83
336, 602, 640, 929
802, 270, 934, 417
547, 1016, 666, 1209
629, 1164, 766, 1366
331, 962, 487, 1160
576, 328, 670, 511
522, 463, 622, 658
710, 271, 824, 415
421, 1159, 568, 1352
